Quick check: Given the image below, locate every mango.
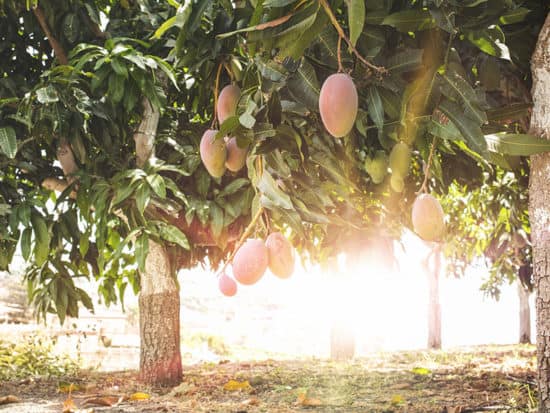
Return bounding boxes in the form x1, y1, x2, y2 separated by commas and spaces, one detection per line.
225, 137, 247, 172
389, 142, 411, 177
232, 239, 268, 285
200, 129, 227, 178
319, 73, 358, 138
217, 84, 240, 124
365, 150, 388, 184
218, 272, 237, 297
412, 194, 445, 241
390, 174, 404, 193
265, 232, 295, 279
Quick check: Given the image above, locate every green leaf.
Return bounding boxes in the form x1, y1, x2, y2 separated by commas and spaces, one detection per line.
386, 49, 424, 73
465, 27, 510, 60
135, 184, 151, 214
499, 7, 529, 25
441, 72, 487, 125
239, 113, 256, 129
0, 126, 17, 158
366, 87, 384, 132
264, 0, 297, 6
258, 171, 293, 210
485, 133, 550, 156
31, 214, 50, 266
21, 228, 31, 261
209, 203, 224, 238
486, 103, 530, 122
286, 58, 320, 111
146, 174, 166, 198
111, 58, 128, 78
216, 116, 241, 139
349, 0, 366, 47
156, 222, 190, 249
36, 85, 59, 103
135, 233, 149, 273
218, 178, 250, 197
439, 99, 487, 155
382, 9, 436, 32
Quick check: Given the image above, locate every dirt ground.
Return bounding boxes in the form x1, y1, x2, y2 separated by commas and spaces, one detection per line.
0, 344, 537, 413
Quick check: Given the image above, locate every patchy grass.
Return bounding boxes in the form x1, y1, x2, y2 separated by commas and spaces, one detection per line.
0, 345, 537, 412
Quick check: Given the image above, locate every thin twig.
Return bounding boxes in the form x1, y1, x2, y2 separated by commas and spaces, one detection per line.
32, 5, 68, 65
336, 35, 343, 72
211, 63, 224, 128
217, 205, 264, 278
223, 61, 234, 81
318, 0, 385, 74
416, 136, 438, 195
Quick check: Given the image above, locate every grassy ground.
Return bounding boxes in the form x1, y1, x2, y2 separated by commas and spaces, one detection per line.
0, 344, 537, 412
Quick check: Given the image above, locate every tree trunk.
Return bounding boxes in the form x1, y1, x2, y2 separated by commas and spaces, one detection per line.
528, 12, 550, 412
138, 241, 182, 386
518, 279, 531, 344
425, 245, 442, 350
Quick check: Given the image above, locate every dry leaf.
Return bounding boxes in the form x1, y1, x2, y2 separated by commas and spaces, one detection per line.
223, 379, 252, 391
0, 395, 20, 405
445, 407, 463, 413
82, 395, 123, 407
58, 383, 80, 393
296, 392, 322, 407
129, 392, 150, 401
391, 394, 405, 406
242, 397, 260, 406
62, 396, 77, 413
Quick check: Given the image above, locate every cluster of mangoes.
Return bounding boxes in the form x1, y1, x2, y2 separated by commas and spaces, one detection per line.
200, 85, 248, 178
318, 72, 444, 241
218, 232, 295, 297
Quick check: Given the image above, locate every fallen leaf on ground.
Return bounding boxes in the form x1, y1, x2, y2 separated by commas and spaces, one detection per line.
169, 382, 195, 397
296, 392, 322, 406
223, 379, 252, 391
62, 396, 77, 413
82, 395, 124, 407
58, 383, 81, 393
445, 407, 463, 413
411, 367, 432, 375
242, 397, 260, 406
0, 395, 20, 405
129, 392, 150, 401
391, 394, 405, 406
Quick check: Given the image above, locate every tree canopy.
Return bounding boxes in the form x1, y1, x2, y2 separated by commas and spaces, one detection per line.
0, 0, 548, 324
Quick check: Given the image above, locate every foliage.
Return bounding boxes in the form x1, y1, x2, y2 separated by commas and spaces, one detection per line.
0, 335, 79, 380
0, 0, 547, 322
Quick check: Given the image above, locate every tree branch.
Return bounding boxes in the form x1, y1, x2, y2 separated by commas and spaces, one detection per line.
32, 5, 68, 65
135, 98, 160, 168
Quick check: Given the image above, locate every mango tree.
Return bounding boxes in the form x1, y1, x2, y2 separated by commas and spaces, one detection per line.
1, 0, 550, 398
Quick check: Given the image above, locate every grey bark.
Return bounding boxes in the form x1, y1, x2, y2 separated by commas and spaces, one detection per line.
528, 12, 550, 412
425, 245, 442, 350
138, 241, 182, 385
518, 280, 531, 344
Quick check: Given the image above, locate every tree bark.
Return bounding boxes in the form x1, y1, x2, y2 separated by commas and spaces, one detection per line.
528, 12, 550, 412
518, 279, 531, 344
138, 241, 182, 386
425, 245, 442, 350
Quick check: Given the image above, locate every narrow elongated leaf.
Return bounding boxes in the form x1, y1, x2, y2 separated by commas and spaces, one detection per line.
465, 27, 510, 60
36, 85, 59, 103
499, 7, 529, 25
439, 99, 487, 154
486, 103, 531, 122
366, 87, 384, 132
0, 126, 17, 158
382, 10, 436, 32
135, 233, 148, 273
349, 0, 366, 47
386, 49, 423, 73
287, 58, 320, 110
21, 228, 31, 261
156, 222, 190, 249
264, 0, 297, 6
31, 214, 50, 266
258, 171, 293, 210
209, 203, 224, 237
146, 174, 166, 198
485, 133, 550, 156
441, 72, 487, 124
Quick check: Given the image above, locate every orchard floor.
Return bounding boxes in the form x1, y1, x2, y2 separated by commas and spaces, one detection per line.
0, 345, 537, 413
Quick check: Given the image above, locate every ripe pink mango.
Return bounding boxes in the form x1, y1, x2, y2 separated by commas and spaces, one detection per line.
412, 194, 445, 242
225, 137, 247, 172
200, 129, 227, 178
217, 84, 240, 124
265, 232, 295, 279
319, 73, 358, 138
232, 239, 268, 285
218, 273, 237, 297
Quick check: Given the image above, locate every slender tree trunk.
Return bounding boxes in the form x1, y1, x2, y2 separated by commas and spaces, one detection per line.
138, 241, 182, 386
425, 245, 442, 350
528, 12, 550, 412
518, 280, 531, 344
